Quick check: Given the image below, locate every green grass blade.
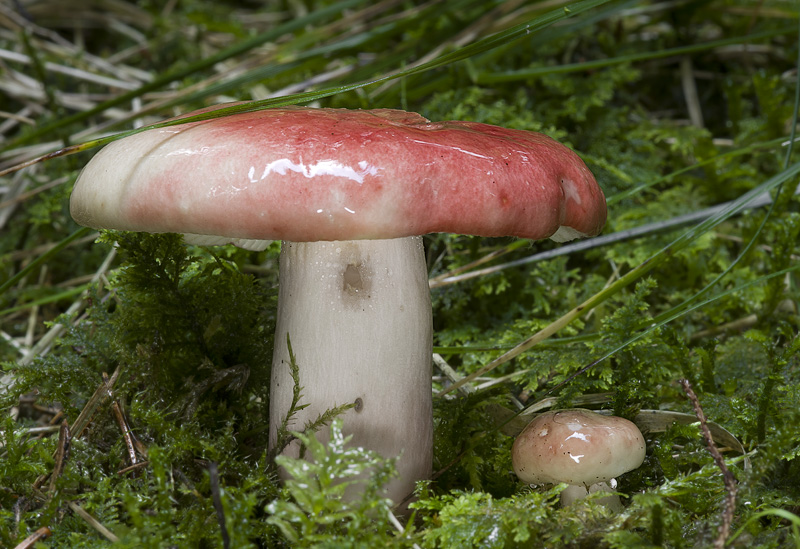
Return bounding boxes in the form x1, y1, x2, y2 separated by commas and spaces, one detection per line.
0, 227, 92, 297
440, 160, 800, 395
476, 26, 797, 84
2, 0, 369, 150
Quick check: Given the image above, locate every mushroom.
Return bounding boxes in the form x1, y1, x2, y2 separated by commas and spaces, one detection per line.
70, 105, 606, 504
512, 409, 646, 510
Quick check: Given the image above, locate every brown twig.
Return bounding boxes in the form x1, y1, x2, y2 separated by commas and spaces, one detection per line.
47, 420, 70, 496
117, 461, 149, 476
71, 365, 122, 439
31, 419, 70, 493
103, 372, 141, 467
679, 379, 738, 549
12, 526, 51, 549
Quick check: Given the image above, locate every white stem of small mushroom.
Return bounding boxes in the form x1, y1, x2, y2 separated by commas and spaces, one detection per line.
560, 480, 623, 512
268, 236, 433, 504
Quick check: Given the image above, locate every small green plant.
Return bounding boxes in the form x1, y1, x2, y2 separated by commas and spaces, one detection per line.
266, 419, 403, 547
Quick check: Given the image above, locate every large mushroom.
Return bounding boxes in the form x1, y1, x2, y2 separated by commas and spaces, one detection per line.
512, 409, 646, 510
70, 105, 606, 504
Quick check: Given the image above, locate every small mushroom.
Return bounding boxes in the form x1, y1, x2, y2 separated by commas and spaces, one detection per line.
512, 409, 645, 510
71, 105, 607, 505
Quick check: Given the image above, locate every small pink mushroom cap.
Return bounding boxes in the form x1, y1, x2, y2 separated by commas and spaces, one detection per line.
512, 409, 646, 486
70, 105, 605, 243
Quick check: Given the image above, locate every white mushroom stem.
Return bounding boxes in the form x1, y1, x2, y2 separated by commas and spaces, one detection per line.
560, 481, 623, 512
268, 236, 433, 503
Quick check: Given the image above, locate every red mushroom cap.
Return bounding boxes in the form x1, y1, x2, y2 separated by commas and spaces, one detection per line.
70, 105, 606, 242
512, 409, 646, 486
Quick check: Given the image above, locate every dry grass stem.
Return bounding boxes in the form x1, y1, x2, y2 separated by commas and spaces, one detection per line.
66, 501, 120, 543
433, 353, 475, 396
1, 245, 115, 395
680, 56, 705, 128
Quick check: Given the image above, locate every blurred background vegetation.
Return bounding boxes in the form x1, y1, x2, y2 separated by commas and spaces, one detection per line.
1, 0, 799, 546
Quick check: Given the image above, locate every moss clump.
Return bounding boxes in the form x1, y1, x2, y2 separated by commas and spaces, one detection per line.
2, 232, 280, 546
